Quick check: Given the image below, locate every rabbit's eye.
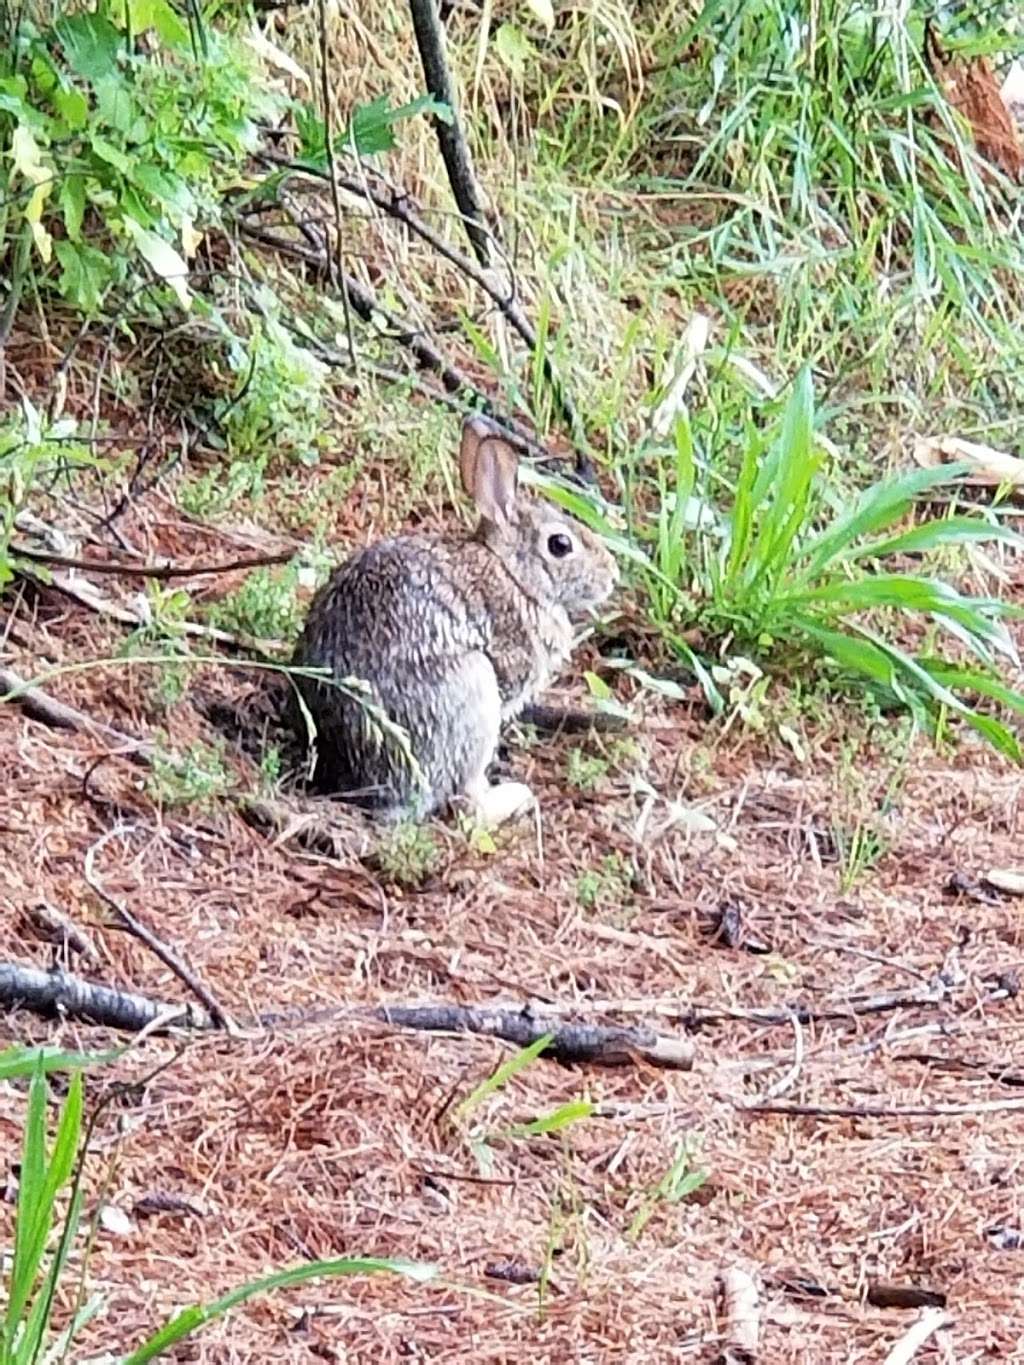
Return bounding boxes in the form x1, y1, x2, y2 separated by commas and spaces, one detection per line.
547, 532, 574, 559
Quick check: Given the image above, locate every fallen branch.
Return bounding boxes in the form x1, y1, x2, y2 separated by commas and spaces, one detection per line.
518, 702, 628, 735
373, 1003, 694, 1069
10, 544, 295, 580
0, 961, 694, 1069
0, 961, 213, 1032
882, 1308, 952, 1365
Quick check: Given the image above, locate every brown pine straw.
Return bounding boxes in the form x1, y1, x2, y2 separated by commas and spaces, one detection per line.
3, 574, 1024, 1357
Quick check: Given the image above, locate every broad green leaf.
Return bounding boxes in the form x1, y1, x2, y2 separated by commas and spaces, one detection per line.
345, 93, 453, 157
55, 12, 123, 80
495, 23, 535, 79
94, 74, 139, 135
54, 240, 113, 313
123, 217, 192, 309
919, 660, 1024, 717
90, 136, 134, 175
52, 83, 89, 130
843, 515, 1024, 562
799, 461, 975, 578
130, 163, 195, 215
59, 174, 87, 239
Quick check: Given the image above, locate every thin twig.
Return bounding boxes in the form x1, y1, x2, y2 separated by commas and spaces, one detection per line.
83, 825, 231, 1028
407, 0, 494, 265
10, 544, 296, 579
882, 1308, 952, 1365
744, 1095, 1024, 1119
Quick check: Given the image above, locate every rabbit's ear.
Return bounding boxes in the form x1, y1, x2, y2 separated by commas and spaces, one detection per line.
460, 417, 519, 527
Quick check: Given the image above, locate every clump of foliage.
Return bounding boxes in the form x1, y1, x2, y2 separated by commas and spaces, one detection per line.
633, 368, 1024, 758
205, 560, 306, 644
0, 4, 284, 317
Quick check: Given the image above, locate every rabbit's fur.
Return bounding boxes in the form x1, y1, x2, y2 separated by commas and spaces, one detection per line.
293, 416, 618, 825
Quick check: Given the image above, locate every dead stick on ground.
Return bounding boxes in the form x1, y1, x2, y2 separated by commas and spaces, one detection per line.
882, 1308, 952, 1365
0, 961, 694, 1068
717, 1267, 760, 1364
84, 826, 232, 1030
9, 544, 295, 579
372, 1003, 694, 1069
743, 1096, 1024, 1119
0, 961, 213, 1032
0, 665, 152, 758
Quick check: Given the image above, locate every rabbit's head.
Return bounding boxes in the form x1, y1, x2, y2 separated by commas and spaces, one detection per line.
460, 416, 619, 615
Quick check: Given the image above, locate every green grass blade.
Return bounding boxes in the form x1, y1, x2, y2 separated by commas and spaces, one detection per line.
453, 1033, 554, 1123
743, 366, 817, 588
798, 462, 974, 580
0, 1046, 119, 1083
845, 514, 1024, 563
502, 1100, 596, 1140
7, 1062, 50, 1337
122, 1258, 437, 1364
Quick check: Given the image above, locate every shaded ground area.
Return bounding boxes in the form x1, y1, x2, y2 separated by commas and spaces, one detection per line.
3, 495, 1024, 1359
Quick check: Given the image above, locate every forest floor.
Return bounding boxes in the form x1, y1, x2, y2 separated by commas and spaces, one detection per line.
3, 353, 1024, 1361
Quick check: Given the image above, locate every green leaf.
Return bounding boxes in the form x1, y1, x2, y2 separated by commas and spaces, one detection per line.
94, 74, 139, 135
344, 93, 453, 157
503, 1100, 596, 1138
494, 23, 535, 79
55, 12, 123, 80
0, 1044, 119, 1081
52, 83, 89, 130
123, 217, 192, 309
799, 461, 975, 579
59, 174, 87, 240
90, 135, 134, 175
53, 240, 113, 314
844, 514, 1024, 563
129, 163, 195, 215
126, 0, 190, 45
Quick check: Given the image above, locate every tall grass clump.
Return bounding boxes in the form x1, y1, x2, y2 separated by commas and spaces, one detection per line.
632, 366, 1024, 759
634, 0, 1024, 405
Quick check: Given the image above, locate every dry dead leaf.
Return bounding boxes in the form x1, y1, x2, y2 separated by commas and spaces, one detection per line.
913, 434, 1024, 489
